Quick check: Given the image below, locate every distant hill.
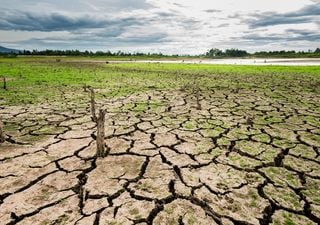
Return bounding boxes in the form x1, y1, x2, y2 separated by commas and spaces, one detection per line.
0, 46, 20, 53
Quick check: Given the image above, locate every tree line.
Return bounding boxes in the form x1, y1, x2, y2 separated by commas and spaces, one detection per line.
205, 48, 320, 58
1, 48, 320, 58
0, 49, 169, 57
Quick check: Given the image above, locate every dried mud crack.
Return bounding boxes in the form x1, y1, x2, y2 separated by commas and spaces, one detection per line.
0, 88, 319, 225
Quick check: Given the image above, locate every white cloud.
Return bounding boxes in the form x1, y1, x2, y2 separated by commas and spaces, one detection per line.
0, 0, 319, 53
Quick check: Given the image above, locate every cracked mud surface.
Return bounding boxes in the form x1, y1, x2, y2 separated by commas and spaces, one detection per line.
0, 87, 320, 225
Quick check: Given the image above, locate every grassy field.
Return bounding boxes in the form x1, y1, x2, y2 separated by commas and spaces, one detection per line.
1, 57, 320, 105
0, 57, 320, 225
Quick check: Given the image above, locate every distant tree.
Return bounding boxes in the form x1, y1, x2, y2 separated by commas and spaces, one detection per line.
206, 48, 223, 57
6, 47, 319, 58
225, 48, 248, 57
206, 48, 247, 58
95, 51, 104, 56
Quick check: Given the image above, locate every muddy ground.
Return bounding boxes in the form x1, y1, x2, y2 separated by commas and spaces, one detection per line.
0, 88, 319, 225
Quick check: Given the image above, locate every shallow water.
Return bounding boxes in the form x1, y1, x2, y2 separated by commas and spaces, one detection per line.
110, 58, 320, 66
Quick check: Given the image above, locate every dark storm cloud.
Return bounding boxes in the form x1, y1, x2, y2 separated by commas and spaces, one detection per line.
2, 0, 318, 53
13, 31, 169, 50
249, 16, 311, 28
242, 30, 320, 42
116, 33, 168, 43
247, 3, 320, 28
285, 29, 320, 42
72, 29, 168, 44
286, 28, 317, 36
0, 12, 100, 31
0, 0, 153, 13
0, 11, 144, 32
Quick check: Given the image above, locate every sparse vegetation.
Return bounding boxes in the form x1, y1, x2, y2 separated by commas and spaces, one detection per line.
0, 57, 319, 225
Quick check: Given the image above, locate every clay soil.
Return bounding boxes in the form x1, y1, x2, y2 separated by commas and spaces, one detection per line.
1, 85, 320, 225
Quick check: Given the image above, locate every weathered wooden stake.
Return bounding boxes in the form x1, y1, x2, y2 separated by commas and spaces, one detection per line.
0, 120, 5, 143
82, 189, 87, 205
89, 88, 97, 122
96, 109, 106, 158
3, 77, 7, 90
196, 87, 202, 110
246, 116, 254, 127
79, 186, 87, 208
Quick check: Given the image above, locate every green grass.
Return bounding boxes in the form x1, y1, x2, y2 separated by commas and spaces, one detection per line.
0, 57, 319, 106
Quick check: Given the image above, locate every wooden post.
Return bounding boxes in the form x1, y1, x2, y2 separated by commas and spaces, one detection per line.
96, 109, 106, 158
196, 87, 201, 110
246, 116, 254, 127
89, 88, 97, 122
3, 77, 6, 90
79, 186, 87, 208
0, 120, 5, 143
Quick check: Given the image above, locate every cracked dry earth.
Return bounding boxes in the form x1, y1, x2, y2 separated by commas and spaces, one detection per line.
0, 89, 320, 225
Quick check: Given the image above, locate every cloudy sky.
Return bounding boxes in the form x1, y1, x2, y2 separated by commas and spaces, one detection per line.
0, 0, 319, 54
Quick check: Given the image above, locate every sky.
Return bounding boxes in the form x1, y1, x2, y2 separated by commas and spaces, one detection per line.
0, 0, 319, 54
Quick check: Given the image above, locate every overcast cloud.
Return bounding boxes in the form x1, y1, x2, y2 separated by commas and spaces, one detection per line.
0, 0, 319, 54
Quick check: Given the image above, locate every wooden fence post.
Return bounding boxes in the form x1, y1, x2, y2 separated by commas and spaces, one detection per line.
196, 87, 201, 110
0, 120, 5, 143
89, 88, 97, 122
3, 77, 7, 90
96, 109, 106, 158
